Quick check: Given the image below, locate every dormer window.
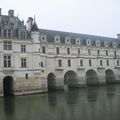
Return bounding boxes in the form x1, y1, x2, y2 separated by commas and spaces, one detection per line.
104, 41, 108, 47
75, 38, 81, 45
65, 37, 71, 44
41, 35, 46, 42
86, 39, 91, 46
112, 42, 117, 48
54, 35, 60, 43
96, 40, 100, 47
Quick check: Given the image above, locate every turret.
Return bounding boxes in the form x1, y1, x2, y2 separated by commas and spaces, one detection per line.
31, 18, 39, 43
27, 17, 33, 32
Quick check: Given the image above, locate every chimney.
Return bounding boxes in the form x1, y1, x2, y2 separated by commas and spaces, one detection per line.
117, 34, 120, 40
8, 9, 14, 17
0, 8, 1, 15
27, 17, 33, 31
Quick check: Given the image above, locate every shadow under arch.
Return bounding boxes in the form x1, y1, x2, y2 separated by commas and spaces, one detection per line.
105, 69, 115, 84
3, 76, 14, 97
64, 70, 78, 89
47, 73, 56, 91
86, 69, 99, 86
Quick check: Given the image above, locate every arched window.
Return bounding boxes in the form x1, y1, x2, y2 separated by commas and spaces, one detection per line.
58, 59, 62, 67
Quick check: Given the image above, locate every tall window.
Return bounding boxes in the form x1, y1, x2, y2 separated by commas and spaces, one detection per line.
88, 49, 91, 55
56, 47, 60, 54
42, 46, 46, 54
89, 60, 92, 66
8, 29, 11, 38
100, 60, 102, 66
68, 59, 71, 67
97, 49, 100, 56
78, 48, 80, 54
4, 55, 11, 68
21, 58, 26, 68
21, 45, 26, 53
114, 51, 116, 57
80, 60, 83, 66
3, 30, 7, 38
58, 59, 62, 67
67, 48, 70, 55
4, 41, 12, 50
107, 60, 109, 66
117, 60, 119, 66
106, 50, 108, 56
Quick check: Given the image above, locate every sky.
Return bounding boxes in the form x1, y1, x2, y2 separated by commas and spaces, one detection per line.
1, 0, 120, 38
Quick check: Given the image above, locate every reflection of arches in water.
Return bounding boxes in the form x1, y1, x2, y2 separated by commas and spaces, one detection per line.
86, 69, 99, 85
65, 89, 79, 104
87, 86, 99, 102
48, 92, 57, 105
105, 69, 115, 84
47, 73, 56, 91
106, 85, 116, 98
64, 70, 78, 88
4, 97, 15, 116
3, 76, 14, 96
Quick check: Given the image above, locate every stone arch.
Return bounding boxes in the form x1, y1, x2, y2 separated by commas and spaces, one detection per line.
64, 70, 78, 88
105, 69, 115, 84
86, 69, 99, 85
3, 76, 14, 96
47, 73, 56, 91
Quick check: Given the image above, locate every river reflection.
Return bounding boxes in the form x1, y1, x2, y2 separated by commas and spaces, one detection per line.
1, 85, 120, 120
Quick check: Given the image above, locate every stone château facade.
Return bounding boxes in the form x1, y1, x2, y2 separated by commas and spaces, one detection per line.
0, 8, 120, 96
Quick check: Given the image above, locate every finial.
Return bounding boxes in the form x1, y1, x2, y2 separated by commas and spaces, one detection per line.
34, 15, 36, 22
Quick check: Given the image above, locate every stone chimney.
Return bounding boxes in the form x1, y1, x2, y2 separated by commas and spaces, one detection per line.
117, 34, 120, 40
8, 9, 14, 17
27, 17, 33, 31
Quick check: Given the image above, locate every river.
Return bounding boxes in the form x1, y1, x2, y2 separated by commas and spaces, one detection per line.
0, 85, 120, 120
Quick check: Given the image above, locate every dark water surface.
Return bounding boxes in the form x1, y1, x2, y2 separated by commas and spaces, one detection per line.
1, 85, 120, 120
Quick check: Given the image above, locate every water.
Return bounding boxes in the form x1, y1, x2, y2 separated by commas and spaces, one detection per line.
1, 85, 120, 120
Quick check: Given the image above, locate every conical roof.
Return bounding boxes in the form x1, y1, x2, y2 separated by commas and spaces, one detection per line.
31, 21, 39, 31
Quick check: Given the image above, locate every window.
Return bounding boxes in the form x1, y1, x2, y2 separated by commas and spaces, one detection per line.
40, 62, 44, 67
56, 47, 60, 54
88, 49, 91, 55
80, 60, 83, 66
117, 60, 119, 66
21, 58, 26, 68
25, 73, 28, 79
107, 60, 109, 66
100, 60, 102, 66
3, 30, 7, 38
58, 59, 62, 67
21, 45, 26, 53
4, 55, 11, 68
8, 29, 11, 38
67, 48, 70, 55
97, 50, 100, 56
89, 60, 92, 66
78, 48, 80, 54
42, 46, 46, 54
68, 59, 71, 67
106, 50, 108, 56
114, 51, 116, 57
4, 41, 12, 50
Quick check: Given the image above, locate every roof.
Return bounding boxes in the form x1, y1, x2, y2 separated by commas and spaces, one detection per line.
31, 21, 39, 31
39, 29, 119, 46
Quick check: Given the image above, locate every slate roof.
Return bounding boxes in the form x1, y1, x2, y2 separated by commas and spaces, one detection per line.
39, 29, 119, 47
31, 21, 39, 31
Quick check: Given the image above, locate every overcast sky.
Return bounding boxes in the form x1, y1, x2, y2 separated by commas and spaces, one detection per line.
1, 0, 120, 38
